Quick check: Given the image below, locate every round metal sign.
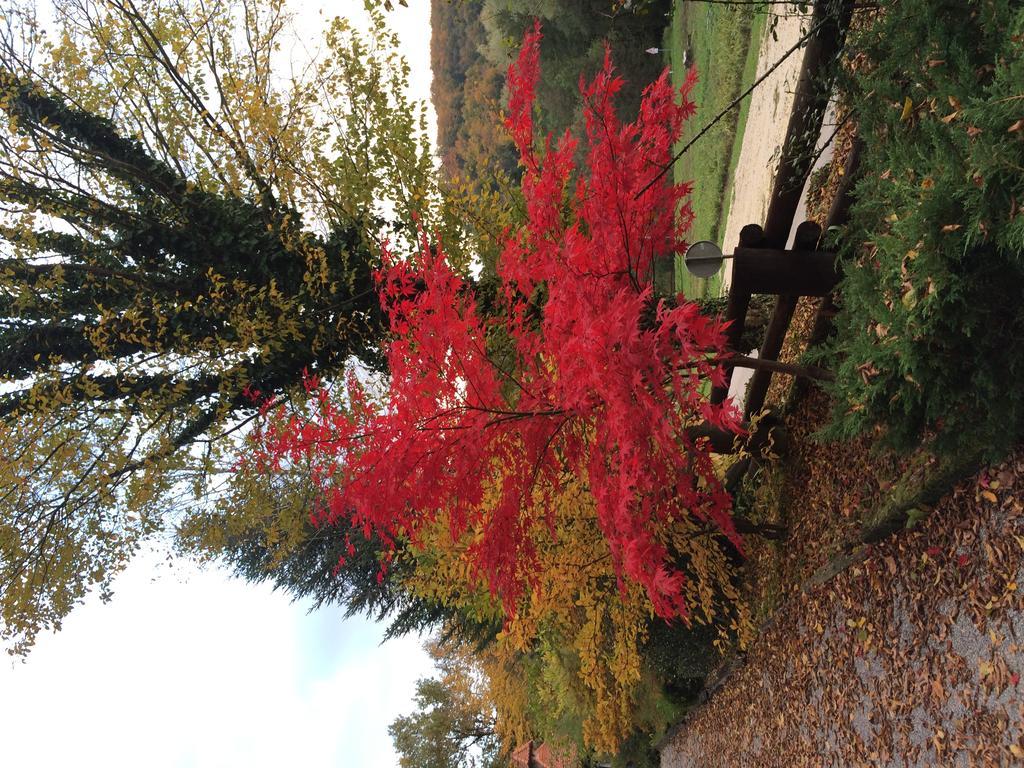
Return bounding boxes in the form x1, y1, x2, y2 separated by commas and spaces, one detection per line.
684, 240, 724, 278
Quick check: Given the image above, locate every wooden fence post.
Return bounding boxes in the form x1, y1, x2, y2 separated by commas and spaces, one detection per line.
744, 221, 824, 418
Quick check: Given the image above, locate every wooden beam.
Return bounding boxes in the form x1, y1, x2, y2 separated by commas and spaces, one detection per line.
744, 221, 823, 417
744, 295, 798, 418
710, 225, 764, 405
730, 246, 838, 297
806, 135, 865, 348
761, 0, 857, 248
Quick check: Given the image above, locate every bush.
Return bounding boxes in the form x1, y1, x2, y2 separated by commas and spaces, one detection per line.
826, 0, 1024, 458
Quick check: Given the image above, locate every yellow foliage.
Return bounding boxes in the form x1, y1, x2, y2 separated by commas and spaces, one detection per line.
404, 469, 750, 757
0, 0, 468, 654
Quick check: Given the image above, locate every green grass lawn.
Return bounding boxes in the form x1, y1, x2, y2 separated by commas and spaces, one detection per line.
664, 2, 766, 298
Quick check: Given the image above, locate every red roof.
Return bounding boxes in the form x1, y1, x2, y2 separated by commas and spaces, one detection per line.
511, 742, 533, 768
510, 741, 578, 768
534, 742, 576, 768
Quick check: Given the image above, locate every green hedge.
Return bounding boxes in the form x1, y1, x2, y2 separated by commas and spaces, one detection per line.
826, 0, 1024, 458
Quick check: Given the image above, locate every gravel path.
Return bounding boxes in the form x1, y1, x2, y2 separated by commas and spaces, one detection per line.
720, 8, 812, 287
659, 451, 1024, 767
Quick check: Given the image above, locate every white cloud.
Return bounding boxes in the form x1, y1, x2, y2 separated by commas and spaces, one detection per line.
0, 550, 433, 768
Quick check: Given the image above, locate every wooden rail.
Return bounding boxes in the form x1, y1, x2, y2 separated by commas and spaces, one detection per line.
708, 0, 855, 411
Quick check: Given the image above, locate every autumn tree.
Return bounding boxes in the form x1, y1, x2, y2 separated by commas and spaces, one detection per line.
251, 21, 743, 656
401, 473, 747, 756
0, 0, 454, 654
390, 638, 507, 768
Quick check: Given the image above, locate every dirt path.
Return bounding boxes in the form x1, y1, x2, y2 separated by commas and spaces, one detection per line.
720, 10, 813, 286
659, 446, 1024, 767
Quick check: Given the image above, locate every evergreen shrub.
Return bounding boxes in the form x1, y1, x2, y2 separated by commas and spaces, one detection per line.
826, 0, 1024, 458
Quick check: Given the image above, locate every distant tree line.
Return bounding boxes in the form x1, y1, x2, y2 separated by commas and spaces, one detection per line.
430, 0, 671, 182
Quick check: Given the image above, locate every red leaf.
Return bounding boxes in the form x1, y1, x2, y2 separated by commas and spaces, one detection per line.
245, 25, 741, 623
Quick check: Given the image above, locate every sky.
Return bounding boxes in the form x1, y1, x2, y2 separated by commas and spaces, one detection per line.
0, 550, 433, 767
0, 2, 437, 766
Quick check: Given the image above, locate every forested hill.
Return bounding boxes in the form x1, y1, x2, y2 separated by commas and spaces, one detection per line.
431, 0, 515, 180
430, 0, 671, 181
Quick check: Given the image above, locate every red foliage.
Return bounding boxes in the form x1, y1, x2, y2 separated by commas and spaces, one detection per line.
250, 23, 741, 621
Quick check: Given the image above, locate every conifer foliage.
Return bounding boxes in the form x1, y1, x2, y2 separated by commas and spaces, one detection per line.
0, 0, 443, 655
253, 24, 741, 625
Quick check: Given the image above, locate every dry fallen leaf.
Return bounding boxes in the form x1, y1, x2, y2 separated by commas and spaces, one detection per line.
900, 96, 914, 122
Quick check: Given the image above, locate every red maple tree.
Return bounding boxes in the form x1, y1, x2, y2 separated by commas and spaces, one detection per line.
250, 23, 741, 622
